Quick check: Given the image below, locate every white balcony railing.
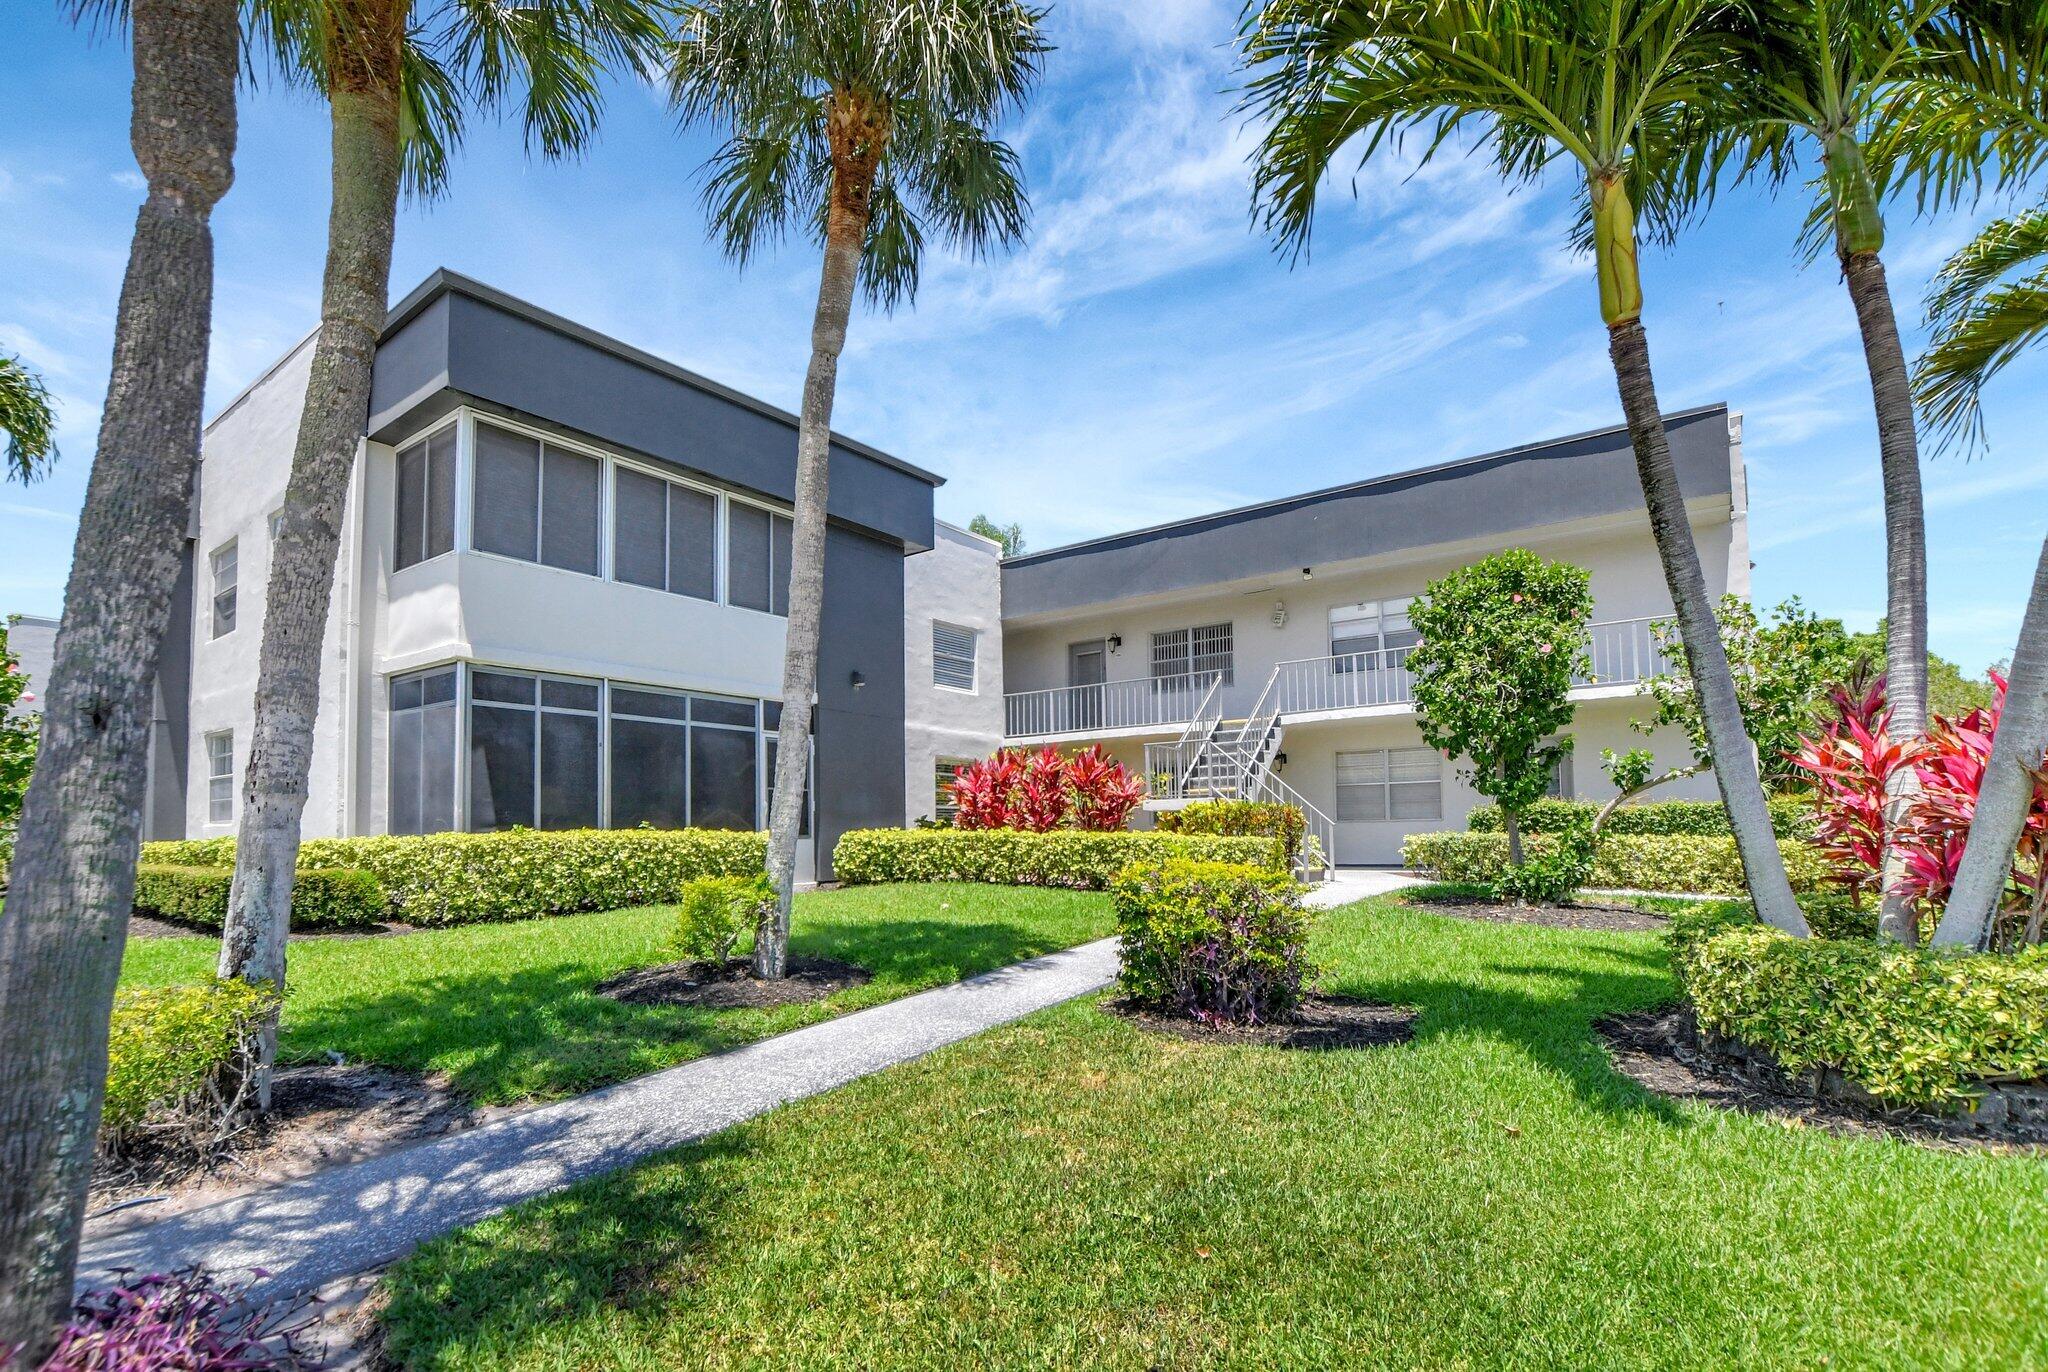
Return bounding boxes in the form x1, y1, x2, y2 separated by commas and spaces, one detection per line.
1003, 670, 1224, 739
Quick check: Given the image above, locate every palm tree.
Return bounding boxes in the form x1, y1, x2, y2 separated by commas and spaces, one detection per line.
667, 0, 1047, 976
217, 0, 667, 1107
1916, 208, 2048, 948
0, 353, 58, 481
1241, 0, 1809, 935
0, 1, 238, 1353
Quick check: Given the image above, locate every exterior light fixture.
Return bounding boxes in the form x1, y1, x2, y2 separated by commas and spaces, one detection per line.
850, 670, 866, 691
1301, 566, 1313, 580
1107, 633, 1123, 653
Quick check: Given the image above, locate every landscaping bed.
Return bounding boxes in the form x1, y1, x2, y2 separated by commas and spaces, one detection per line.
1104, 992, 1416, 1049
598, 956, 872, 1009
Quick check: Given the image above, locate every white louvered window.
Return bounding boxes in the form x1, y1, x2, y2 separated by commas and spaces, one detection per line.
1151, 622, 1233, 684
1336, 747, 1442, 822
933, 622, 977, 691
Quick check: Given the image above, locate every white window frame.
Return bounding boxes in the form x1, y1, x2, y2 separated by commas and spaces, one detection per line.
1335, 746, 1443, 823
723, 490, 796, 619
610, 452, 727, 604
205, 730, 235, 824
208, 539, 238, 639
932, 621, 978, 692
1328, 596, 1421, 670
391, 416, 460, 574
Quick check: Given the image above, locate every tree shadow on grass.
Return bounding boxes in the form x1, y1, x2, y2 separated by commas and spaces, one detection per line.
793, 915, 1092, 987
1325, 940, 1692, 1125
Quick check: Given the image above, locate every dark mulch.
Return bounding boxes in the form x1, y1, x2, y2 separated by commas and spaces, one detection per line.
1106, 993, 1418, 1050
1598, 1006, 2048, 1153
127, 913, 416, 940
597, 956, 873, 1010
1406, 893, 1668, 933
90, 1063, 497, 1222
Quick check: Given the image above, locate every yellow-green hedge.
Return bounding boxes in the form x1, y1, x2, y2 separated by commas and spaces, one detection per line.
140, 829, 766, 926
1400, 830, 1827, 895
1671, 910, 2048, 1108
133, 864, 387, 930
832, 828, 1281, 888
102, 977, 276, 1146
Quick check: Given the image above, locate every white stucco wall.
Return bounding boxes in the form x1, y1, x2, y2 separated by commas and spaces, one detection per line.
902, 521, 1005, 822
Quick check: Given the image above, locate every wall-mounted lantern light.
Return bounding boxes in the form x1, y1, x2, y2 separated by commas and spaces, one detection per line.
1107, 633, 1123, 654
850, 670, 866, 691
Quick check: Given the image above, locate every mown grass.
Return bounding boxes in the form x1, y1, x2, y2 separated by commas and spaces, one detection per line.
381, 898, 2048, 1369
118, 883, 1110, 1105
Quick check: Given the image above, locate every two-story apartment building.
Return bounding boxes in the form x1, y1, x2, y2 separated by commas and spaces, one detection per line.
138, 269, 1739, 875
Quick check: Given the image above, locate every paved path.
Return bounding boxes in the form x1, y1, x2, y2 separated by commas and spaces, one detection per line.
79, 937, 1122, 1303
1305, 867, 1426, 908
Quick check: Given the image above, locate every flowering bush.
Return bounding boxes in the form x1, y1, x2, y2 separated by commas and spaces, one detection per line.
947, 745, 1145, 832
38, 1266, 318, 1369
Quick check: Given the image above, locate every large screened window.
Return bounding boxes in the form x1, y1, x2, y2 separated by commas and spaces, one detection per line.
726, 501, 795, 615
1329, 598, 1421, 671
472, 421, 602, 576
606, 686, 760, 831
467, 669, 602, 831
388, 667, 458, 836
1151, 623, 1233, 684
1335, 747, 1443, 822
394, 425, 457, 571
613, 465, 718, 601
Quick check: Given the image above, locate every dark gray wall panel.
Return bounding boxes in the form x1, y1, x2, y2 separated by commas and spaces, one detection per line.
1002, 407, 1734, 619
812, 524, 909, 878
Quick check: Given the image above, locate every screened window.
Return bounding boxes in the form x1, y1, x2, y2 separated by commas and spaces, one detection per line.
209, 540, 237, 638
388, 668, 458, 836
1329, 598, 1421, 671
1151, 622, 1233, 684
613, 466, 718, 601
604, 688, 765, 832
394, 426, 456, 571
472, 421, 601, 576
764, 733, 811, 838
933, 622, 977, 691
1335, 747, 1442, 822
467, 669, 601, 831
206, 730, 234, 823
727, 502, 795, 615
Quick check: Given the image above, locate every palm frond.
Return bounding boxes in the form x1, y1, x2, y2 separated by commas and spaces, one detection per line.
0, 354, 58, 483
1871, 0, 2048, 217
1915, 205, 2048, 451
1925, 204, 2048, 325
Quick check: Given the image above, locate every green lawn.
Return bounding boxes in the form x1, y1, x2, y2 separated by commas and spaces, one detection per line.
380, 897, 2048, 1369
119, 883, 1110, 1105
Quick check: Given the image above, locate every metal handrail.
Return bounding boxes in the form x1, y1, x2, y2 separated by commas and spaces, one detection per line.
1004, 669, 1224, 738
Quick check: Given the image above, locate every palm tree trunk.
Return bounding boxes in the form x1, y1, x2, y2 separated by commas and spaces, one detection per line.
0, 0, 236, 1351
1608, 320, 1809, 935
1931, 533, 2048, 948
218, 49, 403, 1104
760, 95, 883, 978
1840, 249, 1929, 944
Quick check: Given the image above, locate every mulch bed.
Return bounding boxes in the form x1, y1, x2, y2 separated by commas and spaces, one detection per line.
1105, 993, 1418, 1050
1598, 1006, 2048, 1153
1405, 893, 1669, 933
597, 956, 873, 1010
90, 1063, 499, 1223
127, 913, 417, 941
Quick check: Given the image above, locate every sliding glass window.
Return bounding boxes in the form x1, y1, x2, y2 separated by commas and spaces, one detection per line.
607, 687, 760, 830
468, 668, 602, 831
472, 420, 601, 576
727, 501, 794, 616
613, 465, 718, 601
388, 667, 458, 835
394, 426, 456, 571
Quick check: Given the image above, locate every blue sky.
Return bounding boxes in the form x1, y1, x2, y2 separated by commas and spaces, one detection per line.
5, 0, 2044, 674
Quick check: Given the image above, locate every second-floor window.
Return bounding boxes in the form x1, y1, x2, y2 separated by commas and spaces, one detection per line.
614, 465, 718, 601
394, 425, 456, 571
1329, 598, 1420, 670
209, 539, 237, 638
933, 622, 977, 690
473, 420, 601, 577
726, 502, 794, 616
1152, 622, 1232, 684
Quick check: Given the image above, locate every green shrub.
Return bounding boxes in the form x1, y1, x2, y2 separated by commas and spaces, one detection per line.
1674, 925, 2048, 1108
1798, 889, 1881, 941
832, 828, 1281, 889
101, 978, 276, 1149
1154, 801, 1306, 868
675, 875, 773, 964
140, 828, 766, 926
1112, 858, 1313, 1023
1466, 796, 1811, 838
132, 864, 387, 931
1401, 830, 1828, 895
1490, 815, 1594, 905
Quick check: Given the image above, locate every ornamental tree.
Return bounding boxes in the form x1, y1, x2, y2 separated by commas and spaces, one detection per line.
1408, 551, 1593, 865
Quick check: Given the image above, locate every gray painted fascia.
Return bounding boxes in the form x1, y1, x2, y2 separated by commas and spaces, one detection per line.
368, 271, 938, 552
1001, 406, 1735, 619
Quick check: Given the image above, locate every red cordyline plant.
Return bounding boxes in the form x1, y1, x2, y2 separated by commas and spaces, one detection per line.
947, 745, 1146, 832
21, 1266, 318, 1370
1786, 674, 1909, 906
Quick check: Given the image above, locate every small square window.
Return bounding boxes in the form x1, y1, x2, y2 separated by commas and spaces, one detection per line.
205, 730, 235, 824
209, 540, 238, 639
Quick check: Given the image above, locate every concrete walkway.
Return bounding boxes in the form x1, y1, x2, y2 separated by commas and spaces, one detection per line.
1305, 867, 1426, 908
78, 937, 1121, 1304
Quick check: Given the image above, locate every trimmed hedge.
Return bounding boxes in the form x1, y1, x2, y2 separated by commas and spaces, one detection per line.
1669, 909, 2048, 1108
1466, 796, 1811, 839
1154, 801, 1306, 868
102, 977, 276, 1146
1113, 858, 1312, 1023
1400, 830, 1829, 895
832, 828, 1281, 889
140, 828, 767, 926
133, 864, 387, 931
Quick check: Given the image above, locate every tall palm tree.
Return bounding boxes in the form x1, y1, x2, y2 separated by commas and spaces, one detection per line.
668, 0, 1047, 977
0, 1, 238, 1353
1241, 0, 1809, 935
0, 353, 58, 481
218, 0, 667, 1107
1916, 207, 2048, 947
